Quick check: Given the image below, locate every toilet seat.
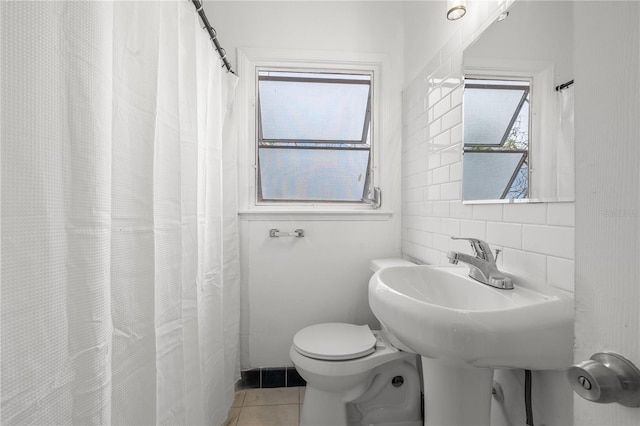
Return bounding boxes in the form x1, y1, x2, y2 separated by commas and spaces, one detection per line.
293, 323, 377, 361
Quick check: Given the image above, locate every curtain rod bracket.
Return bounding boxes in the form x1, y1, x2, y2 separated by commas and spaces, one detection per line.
555, 79, 574, 91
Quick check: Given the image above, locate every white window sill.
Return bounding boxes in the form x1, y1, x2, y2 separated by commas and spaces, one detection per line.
238, 209, 393, 221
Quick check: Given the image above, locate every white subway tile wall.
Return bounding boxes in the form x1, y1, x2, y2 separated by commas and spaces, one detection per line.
401, 30, 575, 293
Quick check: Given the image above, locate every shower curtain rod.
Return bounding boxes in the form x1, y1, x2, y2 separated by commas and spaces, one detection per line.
191, 0, 236, 75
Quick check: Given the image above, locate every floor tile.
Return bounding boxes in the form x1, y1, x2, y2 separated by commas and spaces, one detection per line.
236, 404, 299, 426
243, 387, 299, 406
223, 407, 241, 426
232, 390, 246, 408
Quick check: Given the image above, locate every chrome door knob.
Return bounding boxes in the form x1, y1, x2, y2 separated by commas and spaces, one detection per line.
567, 352, 640, 407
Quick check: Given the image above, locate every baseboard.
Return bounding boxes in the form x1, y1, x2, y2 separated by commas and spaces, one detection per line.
236, 367, 306, 389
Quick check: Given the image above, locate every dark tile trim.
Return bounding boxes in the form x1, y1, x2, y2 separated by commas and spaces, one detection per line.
238, 369, 261, 389
262, 368, 286, 388
236, 367, 306, 389
286, 367, 306, 387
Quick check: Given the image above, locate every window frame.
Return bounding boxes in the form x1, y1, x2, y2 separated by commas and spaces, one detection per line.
237, 48, 390, 217
257, 70, 372, 145
461, 59, 556, 204
255, 68, 374, 204
462, 78, 530, 148
462, 76, 532, 200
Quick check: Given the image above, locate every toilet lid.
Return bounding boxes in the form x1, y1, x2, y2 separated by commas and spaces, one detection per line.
293, 323, 377, 361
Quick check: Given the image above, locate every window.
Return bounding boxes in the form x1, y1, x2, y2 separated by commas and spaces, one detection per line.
462, 78, 530, 200
256, 70, 374, 204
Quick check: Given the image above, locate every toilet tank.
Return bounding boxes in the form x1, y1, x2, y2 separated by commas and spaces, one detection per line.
369, 258, 415, 273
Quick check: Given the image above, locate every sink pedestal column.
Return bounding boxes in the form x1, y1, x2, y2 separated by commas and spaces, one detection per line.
421, 357, 493, 426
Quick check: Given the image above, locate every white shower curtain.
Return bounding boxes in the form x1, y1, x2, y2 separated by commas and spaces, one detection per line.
1, 1, 240, 425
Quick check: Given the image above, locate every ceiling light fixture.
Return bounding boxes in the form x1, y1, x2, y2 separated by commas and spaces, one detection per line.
447, 0, 467, 21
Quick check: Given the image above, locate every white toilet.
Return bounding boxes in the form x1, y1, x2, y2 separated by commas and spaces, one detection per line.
290, 259, 422, 426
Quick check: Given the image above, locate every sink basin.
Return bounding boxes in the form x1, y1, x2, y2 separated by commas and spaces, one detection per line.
369, 265, 574, 370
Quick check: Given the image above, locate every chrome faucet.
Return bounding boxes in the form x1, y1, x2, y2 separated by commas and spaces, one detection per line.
447, 237, 514, 290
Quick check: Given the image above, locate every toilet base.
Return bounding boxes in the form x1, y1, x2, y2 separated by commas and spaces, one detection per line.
299, 356, 422, 426
301, 385, 423, 426
300, 386, 351, 426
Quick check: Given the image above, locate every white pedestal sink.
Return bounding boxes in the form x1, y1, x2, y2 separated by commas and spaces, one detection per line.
368, 265, 574, 426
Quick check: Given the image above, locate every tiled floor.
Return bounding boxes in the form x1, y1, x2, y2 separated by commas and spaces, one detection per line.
223, 387, 305, 426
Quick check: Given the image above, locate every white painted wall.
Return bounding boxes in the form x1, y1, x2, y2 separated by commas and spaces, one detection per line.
574, 2, 640, 424
402, 1, 574, 425
205, 1, 404, 368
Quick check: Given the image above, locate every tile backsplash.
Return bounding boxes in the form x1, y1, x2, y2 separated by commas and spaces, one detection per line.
401, 33, 575, 294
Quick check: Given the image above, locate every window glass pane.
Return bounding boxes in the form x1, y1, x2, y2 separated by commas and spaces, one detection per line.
259, 76, 370, 142
464, 82, 528, 146
505, 161, 529, 199
462, 152, 527, 200
505, 99, 529, 150
259, 148, 370, 201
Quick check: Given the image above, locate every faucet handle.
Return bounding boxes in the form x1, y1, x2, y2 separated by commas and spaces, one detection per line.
450, 236, 494, 261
